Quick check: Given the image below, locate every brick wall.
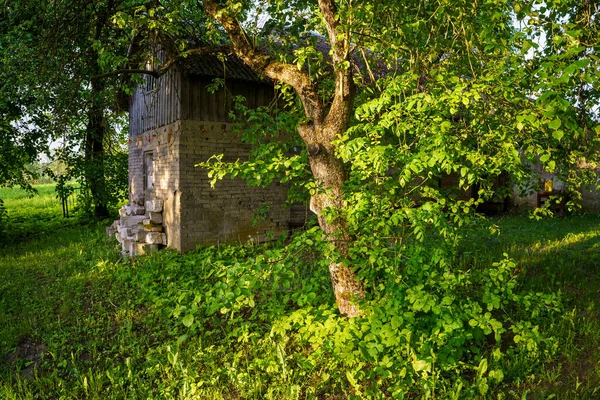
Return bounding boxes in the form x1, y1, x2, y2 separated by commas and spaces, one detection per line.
129, 119, 293, 252
129, 121, 182, 250
178, 120, 290, 252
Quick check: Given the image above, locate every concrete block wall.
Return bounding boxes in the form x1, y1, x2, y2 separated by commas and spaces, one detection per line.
178, 120, 290, 252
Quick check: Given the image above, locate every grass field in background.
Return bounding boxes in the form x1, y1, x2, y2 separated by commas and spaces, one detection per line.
0, 185, 599, 398
0, 184, 82, 243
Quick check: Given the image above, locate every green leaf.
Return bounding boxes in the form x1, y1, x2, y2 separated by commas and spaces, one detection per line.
552, 130, 564, 141
548, 118, 561, 130
412, 359, 431, 372
182, 314, 194, 327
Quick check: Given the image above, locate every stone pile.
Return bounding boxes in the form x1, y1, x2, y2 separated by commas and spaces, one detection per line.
107, 196, 167, 257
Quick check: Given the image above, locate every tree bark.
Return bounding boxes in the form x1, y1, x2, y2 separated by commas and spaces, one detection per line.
302, 125, 364, 317
85, 75, 109, 218
203, 0, 364, 317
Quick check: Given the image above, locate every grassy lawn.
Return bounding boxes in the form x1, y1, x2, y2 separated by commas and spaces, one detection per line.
0, 185, 599, 398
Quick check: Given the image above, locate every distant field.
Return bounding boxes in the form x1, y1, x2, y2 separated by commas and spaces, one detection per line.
0, 183, 82, 243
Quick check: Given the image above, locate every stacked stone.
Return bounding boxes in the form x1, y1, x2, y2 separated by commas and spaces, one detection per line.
107, 197, 167, 257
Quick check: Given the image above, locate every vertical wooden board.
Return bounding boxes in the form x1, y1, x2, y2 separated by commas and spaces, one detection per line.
162, 72, 167, 126
145, 92, 150, 132
199, 83, 206, 121
225, 81, 233, 122
163, 73, 168, 126
168, 69, 174, 124
156, 77, 161, 129
217, 87, 225, 121
257, 86, 265, 108
180, 74, 186, 120
175, 70, 181, 121
247, 84, 256, 109
200, 78, 209, 121
142, 92, 146, 133
162, 76, 166, 126
208, 82, 217, 121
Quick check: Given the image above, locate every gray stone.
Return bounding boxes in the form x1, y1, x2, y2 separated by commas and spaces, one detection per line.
135, 231, 147, 242
147, 212, 163, 224
145, 200, 164, 212
119, 227, 132, 238
132, 193, 145, 206
125, 240, 136, 255
146, 232, 167, 245
131, 204, 146, 215
120, 215, 146, 228
144, 224, 164, 232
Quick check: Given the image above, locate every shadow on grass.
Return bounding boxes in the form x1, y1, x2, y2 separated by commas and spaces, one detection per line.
465, 216, 600, 298
459, 215, 600, 398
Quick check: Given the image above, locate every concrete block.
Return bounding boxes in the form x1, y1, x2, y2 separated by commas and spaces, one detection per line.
122, 239, 133, 252
146, 232, 167, 245
144, 224, 164, 232
132, 193, 145, 206
131, 204, 146, 215
147, 212, 163, 224
126, 240, 136, 255
135, 231, 147, 242
145, 200, 164, 212
119, 227, 132, 238
120, 215, 146, 228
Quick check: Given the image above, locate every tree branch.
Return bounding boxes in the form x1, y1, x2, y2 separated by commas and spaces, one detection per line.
202, 0, 325, 133
317, 0, 355, 138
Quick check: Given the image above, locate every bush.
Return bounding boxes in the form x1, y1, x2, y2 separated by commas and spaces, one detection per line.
118, 226, 560, 398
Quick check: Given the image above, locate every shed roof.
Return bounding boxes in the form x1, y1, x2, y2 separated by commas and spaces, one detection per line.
177, 53, 265, 83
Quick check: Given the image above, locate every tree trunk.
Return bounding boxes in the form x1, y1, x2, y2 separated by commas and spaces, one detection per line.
85, 77, 109, 218
304, 128, 364, 317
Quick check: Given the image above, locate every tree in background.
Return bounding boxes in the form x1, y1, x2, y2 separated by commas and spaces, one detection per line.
0, 0, 137, 218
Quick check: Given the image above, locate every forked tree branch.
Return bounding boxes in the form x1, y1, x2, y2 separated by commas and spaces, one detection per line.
317, 0, 356, 138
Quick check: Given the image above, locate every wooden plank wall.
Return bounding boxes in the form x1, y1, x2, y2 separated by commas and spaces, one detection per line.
180, 76, 275, 123
129, 66, 181, 137
130, 72, 275, 136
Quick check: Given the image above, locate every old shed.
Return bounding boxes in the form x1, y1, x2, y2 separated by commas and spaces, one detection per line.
110, 54, 305, 255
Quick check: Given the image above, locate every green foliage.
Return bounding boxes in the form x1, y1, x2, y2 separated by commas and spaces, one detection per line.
199, 98, 311, 205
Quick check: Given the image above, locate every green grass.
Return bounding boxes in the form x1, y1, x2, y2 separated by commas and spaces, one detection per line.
0, 184, 82, 243
0, 185, 599, 398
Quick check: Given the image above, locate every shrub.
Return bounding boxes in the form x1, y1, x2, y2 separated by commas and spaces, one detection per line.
120, 226, 560, 398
